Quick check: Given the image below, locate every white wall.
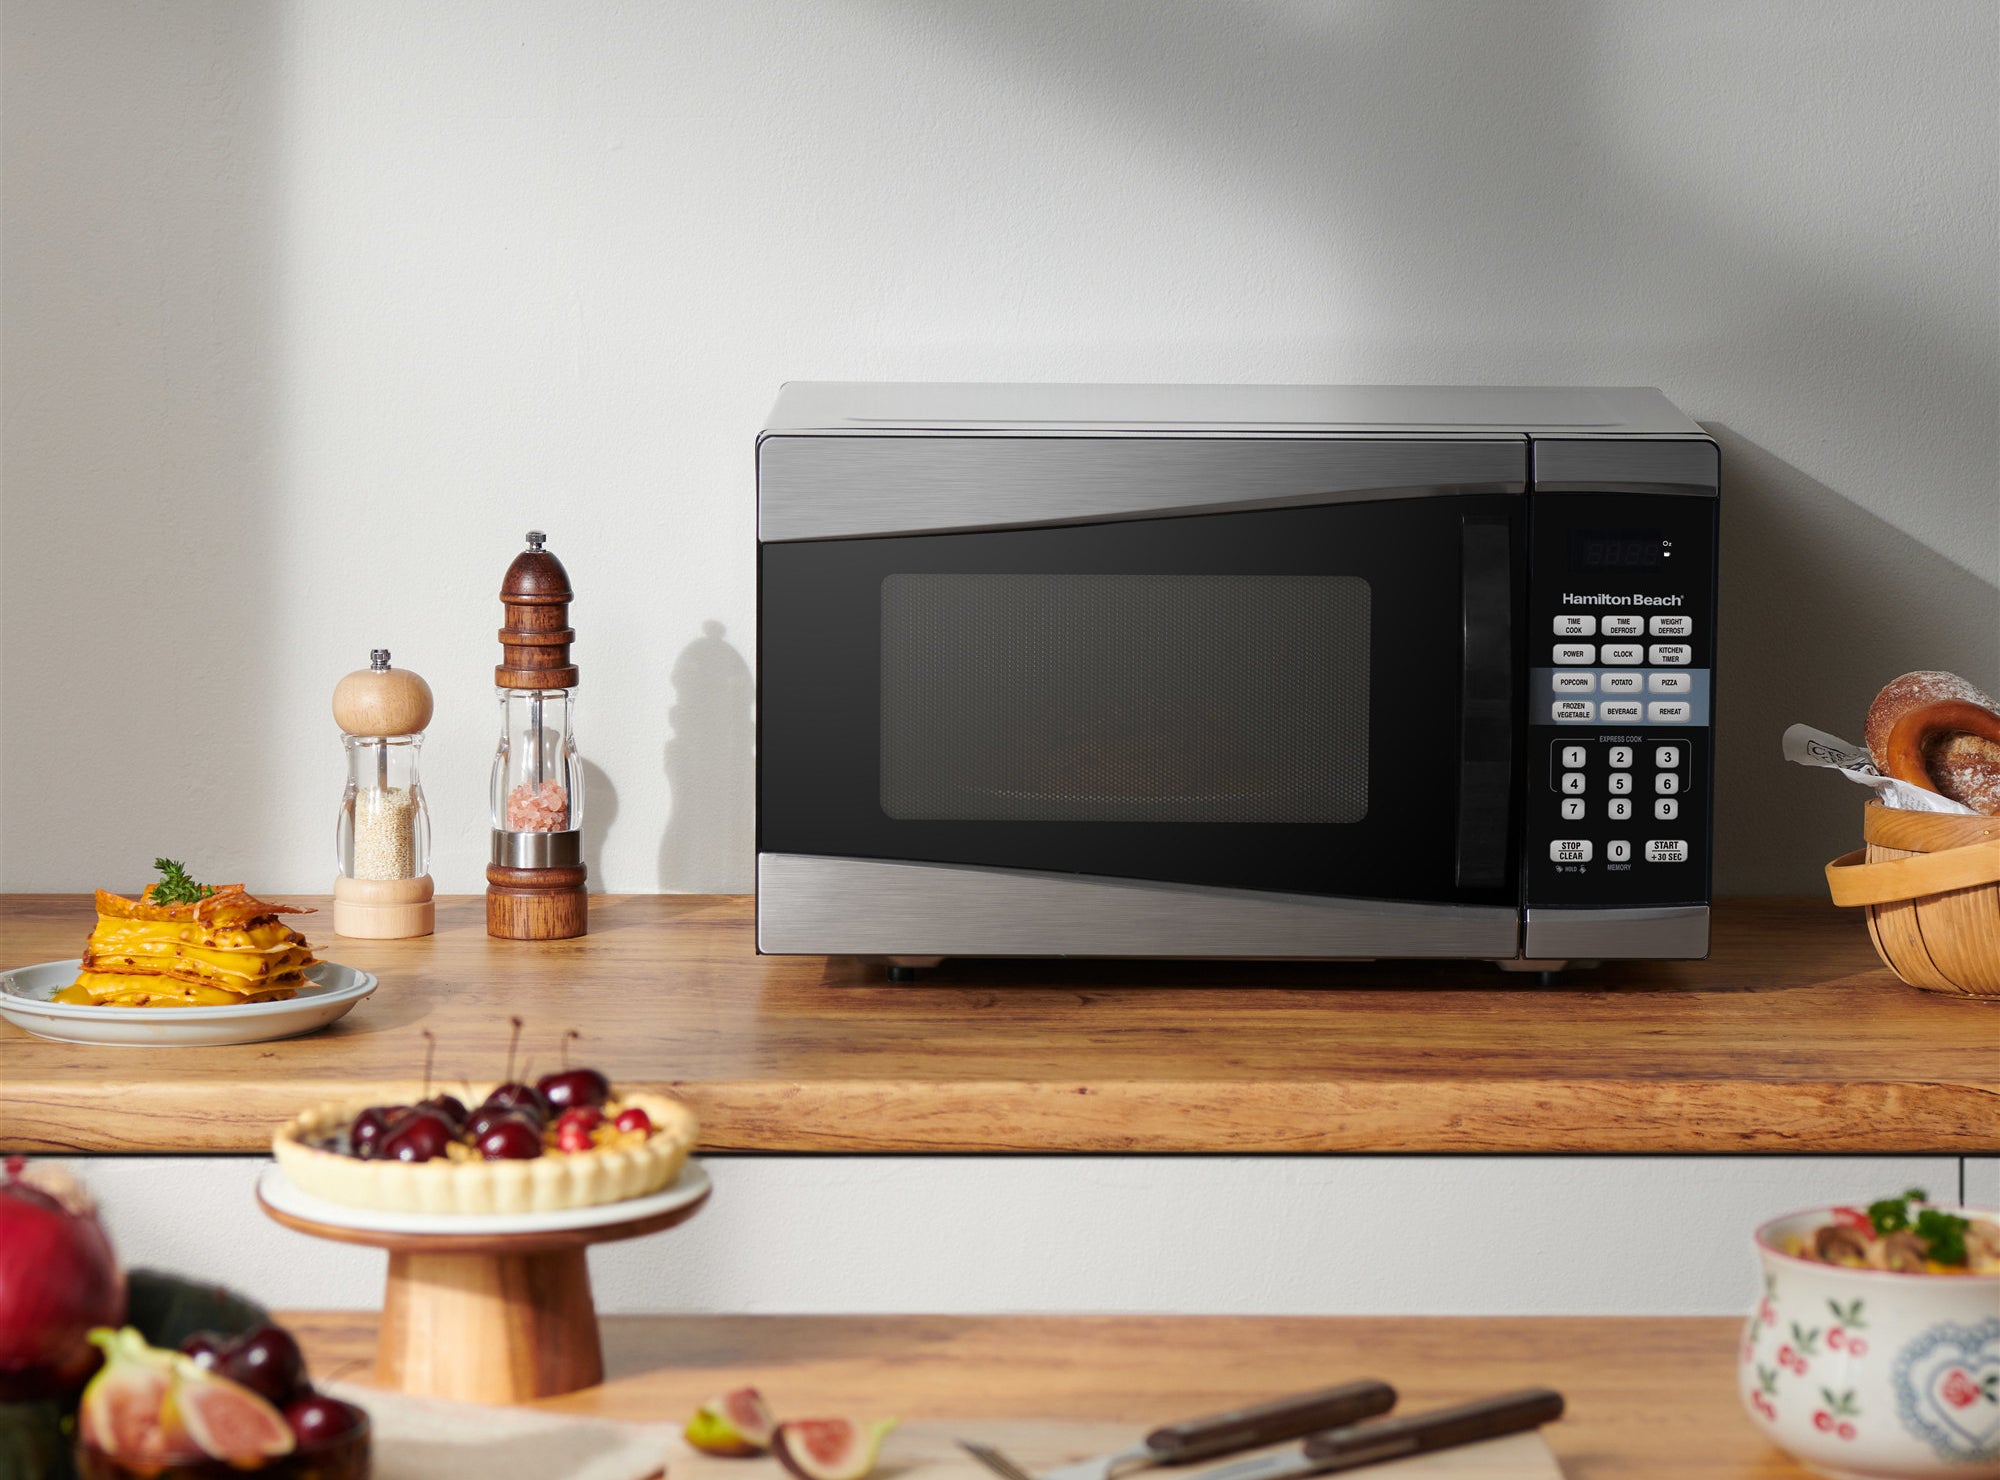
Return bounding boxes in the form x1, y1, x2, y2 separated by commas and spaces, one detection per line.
3, 0, 1996, 896
55, 1154, 1972, 1316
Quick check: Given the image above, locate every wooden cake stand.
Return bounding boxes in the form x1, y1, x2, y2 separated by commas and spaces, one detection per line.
257, 1163, 710, 1405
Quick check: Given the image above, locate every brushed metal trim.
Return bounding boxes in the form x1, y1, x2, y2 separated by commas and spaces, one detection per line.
763, 383, 1708, 437
757, 854, 1521, 959
758, 435, 1526, 542
1522, 905, 1710, 960
1531, 437, 1718, 495
491, 829, 582, 868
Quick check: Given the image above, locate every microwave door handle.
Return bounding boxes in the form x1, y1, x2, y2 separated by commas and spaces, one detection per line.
1455, 516, 1514, 889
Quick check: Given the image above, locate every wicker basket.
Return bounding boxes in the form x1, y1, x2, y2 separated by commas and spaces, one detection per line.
1825, 802, 2000, 996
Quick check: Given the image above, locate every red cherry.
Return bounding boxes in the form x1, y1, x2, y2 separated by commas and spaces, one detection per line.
285, 1393, 367, 1451
348, 1104, 405, 1159
220, 1325, 310, 1406
381, 1109, 453, 1163
477, 1117, 544, 1160
482, 1082, 548, 1123
537, 1067, 610, 1113
420, 1093, 469, 1132
556, 1106, 603, 1133
558, 1123, 594, 1154
615, 1107, 652, 1135
179, 1331, 227, 1371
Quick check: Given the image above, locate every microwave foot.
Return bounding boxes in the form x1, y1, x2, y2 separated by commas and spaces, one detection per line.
1496, 957, 1600, 985
886, 956, 945, 982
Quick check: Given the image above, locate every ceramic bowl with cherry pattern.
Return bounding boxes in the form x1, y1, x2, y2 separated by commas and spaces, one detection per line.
1741, 1206, 2000, 1479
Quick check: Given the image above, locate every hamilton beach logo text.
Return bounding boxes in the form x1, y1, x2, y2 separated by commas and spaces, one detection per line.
1562, 592, 1685, 607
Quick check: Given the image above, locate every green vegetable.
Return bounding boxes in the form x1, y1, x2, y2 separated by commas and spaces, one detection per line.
1916, 1208, 1971, 1267
147, 858, 214, 907
1867, 1187, 1928, 1236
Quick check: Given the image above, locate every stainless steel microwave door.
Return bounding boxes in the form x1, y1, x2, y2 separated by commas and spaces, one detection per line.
759, 494, 1525, 909
878, 573, 1370, 825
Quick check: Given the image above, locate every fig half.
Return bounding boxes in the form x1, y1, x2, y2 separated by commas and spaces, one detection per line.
774, 1417, 897, 1480
687, 1385, 778, 1456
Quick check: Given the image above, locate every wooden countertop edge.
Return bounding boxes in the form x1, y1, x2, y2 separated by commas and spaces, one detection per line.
8, 1076, 1996, 1155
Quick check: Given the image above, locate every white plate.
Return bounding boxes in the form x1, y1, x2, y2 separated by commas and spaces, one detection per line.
257, 1158, 711, 1237
0, 959, 378, 1047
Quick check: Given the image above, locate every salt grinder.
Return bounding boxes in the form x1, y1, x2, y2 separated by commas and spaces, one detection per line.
331, 650, 436, 938
487, 531, 588, 939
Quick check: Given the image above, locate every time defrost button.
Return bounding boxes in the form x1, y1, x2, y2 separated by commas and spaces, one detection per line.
1602, 615, 1644, 636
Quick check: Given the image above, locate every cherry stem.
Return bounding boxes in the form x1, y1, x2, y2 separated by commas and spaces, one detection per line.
505, 1016, 524, 1083
562, 1028, 580, 1071
420, 1029, 435, 1098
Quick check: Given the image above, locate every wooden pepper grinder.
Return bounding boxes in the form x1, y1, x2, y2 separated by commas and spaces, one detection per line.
487, 531, 587, 939
332, 650, 436, 938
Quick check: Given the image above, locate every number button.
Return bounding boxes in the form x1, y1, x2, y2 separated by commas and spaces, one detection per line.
1655, 773, 1680, 796
1562, 746, 1587, 769
1608, 746, 1633, 768
1654, 797, 1679, 821
1561, 797, 1585, 821
1607, 839, 1632, 863
1561, 772, 1587, 795
1655, 746, 1680, 768
1608, 772, 1632, 795
1608, 798, 1632, 820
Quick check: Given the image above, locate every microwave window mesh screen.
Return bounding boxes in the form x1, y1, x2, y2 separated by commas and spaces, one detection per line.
880, 573, 1371, 823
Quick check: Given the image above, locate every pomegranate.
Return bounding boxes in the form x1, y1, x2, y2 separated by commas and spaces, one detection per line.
0, 1159, 125, 1400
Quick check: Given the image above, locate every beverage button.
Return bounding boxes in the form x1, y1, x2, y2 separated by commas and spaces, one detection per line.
1560, 797, 1585, 821
1552, 701, 1595, 722
1601, 671, 1642, 693
1649, 643, 1692, 666
1607, 839, 1632, 863
1655, 745, 1681, 768
1554, 614, 1597, 636
1608, 797, 1632, 820
1655, 773, 1680, 796
1602, 643, 1643, 665
1555, 644, 1595, 665
1608, 746, 1633, 768
1654, 797, 1680, 820
1602, 615, 1644, 636
1552, 670, 1596, 693
1646, 839, 1688, 863
1649, 615, 1691, 637
1608, 772, 1632, 795
1561, 772, 1586, 795
1561, 745, 1587, 769
1647, 671, 1692, 694
1648, 701, 1691, 723
1600, 700, 1642, 721
1550, 839, 1593, 863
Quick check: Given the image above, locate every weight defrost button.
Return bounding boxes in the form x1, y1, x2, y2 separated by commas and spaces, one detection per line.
1649, 616, 1691, 637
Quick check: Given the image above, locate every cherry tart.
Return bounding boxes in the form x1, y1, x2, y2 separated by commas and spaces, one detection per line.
272, 1085, 695, 1216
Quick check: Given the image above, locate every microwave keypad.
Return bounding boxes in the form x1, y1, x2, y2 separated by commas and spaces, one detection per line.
1544, 738, 1688, 866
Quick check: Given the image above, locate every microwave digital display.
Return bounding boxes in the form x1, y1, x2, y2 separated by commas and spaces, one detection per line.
1570, 528, 1671, 571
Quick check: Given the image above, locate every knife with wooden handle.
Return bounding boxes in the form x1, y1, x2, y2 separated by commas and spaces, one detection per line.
1191, 1389, 1564, 1480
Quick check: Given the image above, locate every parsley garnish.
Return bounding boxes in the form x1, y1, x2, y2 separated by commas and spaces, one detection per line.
1916, 1208, 1971, 1267
1867, 1187, 1928, 1236
148, 858, 215, 906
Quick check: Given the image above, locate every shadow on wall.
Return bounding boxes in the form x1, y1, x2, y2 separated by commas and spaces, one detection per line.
1708, 423, 2000, 895
660, 621, 754, 892
579, 757, 618, 893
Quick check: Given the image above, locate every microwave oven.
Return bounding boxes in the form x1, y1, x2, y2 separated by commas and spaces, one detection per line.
755, 383, 1717, 975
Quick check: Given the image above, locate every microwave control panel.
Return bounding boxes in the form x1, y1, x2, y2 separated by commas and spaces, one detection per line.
1522, 490, 1717, 909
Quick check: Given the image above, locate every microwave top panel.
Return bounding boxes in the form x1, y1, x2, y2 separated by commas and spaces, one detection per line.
760, 382, 1706, 438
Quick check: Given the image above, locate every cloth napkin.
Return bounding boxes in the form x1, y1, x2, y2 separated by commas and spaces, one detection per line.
328, 1383, 673, 1480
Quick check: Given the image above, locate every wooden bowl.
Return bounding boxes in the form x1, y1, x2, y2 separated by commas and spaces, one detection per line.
1826, 802, 2000, 996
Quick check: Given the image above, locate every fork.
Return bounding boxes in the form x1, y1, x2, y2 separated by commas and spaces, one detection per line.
957, 1381, 1397, 1480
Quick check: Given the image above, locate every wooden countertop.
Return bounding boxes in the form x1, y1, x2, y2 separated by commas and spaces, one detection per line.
2, 894, 1993, 1154
287, 1312, 1802, 1480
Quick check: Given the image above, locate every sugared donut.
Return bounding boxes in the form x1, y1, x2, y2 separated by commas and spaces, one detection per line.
1865, 671, 2000, 816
